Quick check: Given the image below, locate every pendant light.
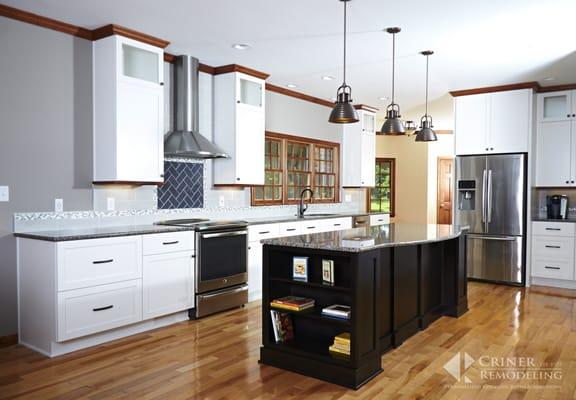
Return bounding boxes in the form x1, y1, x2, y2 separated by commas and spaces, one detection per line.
415, 51, 438, 142
329, 0, 359, 124
380, 27, 405, 135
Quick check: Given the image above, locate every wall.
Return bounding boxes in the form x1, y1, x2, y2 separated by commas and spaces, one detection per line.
0, 17, 94, 335
401, 93, 455, 131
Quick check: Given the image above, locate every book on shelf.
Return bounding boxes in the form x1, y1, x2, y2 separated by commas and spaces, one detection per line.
270, 310, 294, 343
334, 332, 351, 345
271, 296, 315, 311
341, 235, 375, 249
329, 331, 351, 358
321, 304, 351, 320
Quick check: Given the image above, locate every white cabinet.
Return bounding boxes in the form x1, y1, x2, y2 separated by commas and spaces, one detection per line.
535, 121, 574, 186
532, 222, 576, 281
213, 72, 266, 185
537, 91, 574, 123
370, 213, 390, 226
248, 240, 263, 302
342, 109, 376, 187
143, 252, 195, 319
93, 35, 164, 183
454, 89, 533, 155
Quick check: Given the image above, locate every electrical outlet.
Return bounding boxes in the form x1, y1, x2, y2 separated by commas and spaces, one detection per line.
345, 194, 352, 203
54, 198, 63, 213
0, 186, 9, 202
107, 197, 115, 211
219, 196, 225, 207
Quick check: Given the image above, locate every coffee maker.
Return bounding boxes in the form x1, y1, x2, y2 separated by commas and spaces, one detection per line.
546, 195, 568, 219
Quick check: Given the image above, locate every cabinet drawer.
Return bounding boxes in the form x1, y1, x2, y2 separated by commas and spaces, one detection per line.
532, 221, 575, 237
57, 279, 142, 341
532, 259, 575, 280
532, 236, 574, 260
301, 221, 324, 234
248, 224, 280, 241
370, 214, 390, 226
278, 222, 302, 237
57, 236, 142, 291
322, 217, 352, 231
142, 231, 194, 255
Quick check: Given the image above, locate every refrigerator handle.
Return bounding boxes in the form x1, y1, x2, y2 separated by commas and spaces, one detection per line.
487, 170, 493, 223
481, 169, 487, 223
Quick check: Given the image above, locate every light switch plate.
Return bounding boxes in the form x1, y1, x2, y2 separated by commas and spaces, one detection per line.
107, 197, 115, 211
219, 196, 225, 207
0, 186, 9, 202
345, 194, 352, 203
54, 198, 63, 213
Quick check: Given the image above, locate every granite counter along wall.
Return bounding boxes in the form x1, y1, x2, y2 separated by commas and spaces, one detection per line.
531, 188, 576, 220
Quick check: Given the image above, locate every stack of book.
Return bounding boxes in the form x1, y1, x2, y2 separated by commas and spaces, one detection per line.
321, 304, 351, 320
329, 332, 351, 357
270, 296, 315, 312
270, 310, 294, 343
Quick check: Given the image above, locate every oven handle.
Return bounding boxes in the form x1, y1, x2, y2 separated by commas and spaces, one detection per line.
198, 285, 247, 300
200, 230, 248, 239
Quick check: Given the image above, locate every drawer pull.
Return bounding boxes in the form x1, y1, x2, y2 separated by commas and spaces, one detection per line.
93, 259, 114, 265
545, 245, 561, 249
258, 231, 270, 234
377, 219, 384, 222
92, 305, 114, 312
334, 223, 341, 226
545, 266, 561, 270
545, 228, 562, 231
356, 221, 366, 225
307, 226, 316, 229
162, 241, 179, 245
286, 228, 296, 231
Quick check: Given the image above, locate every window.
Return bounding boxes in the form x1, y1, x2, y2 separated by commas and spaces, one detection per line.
252, 132, 340, 205
369, 158, 395, 216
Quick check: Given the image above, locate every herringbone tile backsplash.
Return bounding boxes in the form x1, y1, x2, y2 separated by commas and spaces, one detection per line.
158, 161, 204, 209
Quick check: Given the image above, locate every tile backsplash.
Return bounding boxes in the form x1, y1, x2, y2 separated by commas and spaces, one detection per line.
158, 161, 204, 209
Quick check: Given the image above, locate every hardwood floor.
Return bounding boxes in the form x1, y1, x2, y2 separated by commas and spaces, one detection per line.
1, 282, 575, 399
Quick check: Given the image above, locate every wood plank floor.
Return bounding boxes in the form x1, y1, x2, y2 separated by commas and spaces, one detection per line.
1, 282, 576, 399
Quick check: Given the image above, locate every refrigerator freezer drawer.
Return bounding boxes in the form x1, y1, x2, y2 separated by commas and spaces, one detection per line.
467, 235, 523, 284
532, 236, 574, 260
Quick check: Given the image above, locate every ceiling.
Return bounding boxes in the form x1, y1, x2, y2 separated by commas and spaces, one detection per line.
4, 0, 576, 114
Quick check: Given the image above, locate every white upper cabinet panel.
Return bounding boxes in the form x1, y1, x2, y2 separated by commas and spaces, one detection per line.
454, 93, 490, 155
342, 109, 376, 187
488, 89, 532, 154
537, 91, 572, 123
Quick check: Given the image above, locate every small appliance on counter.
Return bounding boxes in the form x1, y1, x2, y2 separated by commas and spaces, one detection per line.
546, 195, 568, 220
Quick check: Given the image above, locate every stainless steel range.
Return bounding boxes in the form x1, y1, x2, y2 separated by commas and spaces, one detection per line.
156, 219, 249, 318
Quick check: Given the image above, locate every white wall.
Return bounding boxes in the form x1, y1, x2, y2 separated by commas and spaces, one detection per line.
401, 93, 455, 131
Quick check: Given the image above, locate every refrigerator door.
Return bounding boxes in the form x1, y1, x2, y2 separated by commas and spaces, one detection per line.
485, 154, 526, 236
455, 156, 487, 234
467, 234, 523, 284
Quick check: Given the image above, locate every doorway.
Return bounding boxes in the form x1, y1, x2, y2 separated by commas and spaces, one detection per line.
437, 157, 454, 224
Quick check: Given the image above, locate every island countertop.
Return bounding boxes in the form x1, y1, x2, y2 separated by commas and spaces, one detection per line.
261, 223, 468, 252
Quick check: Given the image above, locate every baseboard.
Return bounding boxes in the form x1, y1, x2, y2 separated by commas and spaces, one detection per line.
0, 334, 18, 348
531, 277, 576, 291
529, 282, 576, 299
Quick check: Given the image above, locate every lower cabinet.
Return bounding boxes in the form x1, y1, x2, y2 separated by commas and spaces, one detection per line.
532, 221, 576, 282
248, 241, 263, 302
143, 251, 195, 320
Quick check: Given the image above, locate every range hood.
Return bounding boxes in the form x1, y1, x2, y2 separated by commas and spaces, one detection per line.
164, 55, 228, 159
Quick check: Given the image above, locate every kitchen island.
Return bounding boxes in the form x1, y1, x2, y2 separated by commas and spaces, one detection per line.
259, 223, 468, 389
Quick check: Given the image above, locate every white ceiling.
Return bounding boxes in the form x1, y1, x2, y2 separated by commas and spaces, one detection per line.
5, 0, 576, 114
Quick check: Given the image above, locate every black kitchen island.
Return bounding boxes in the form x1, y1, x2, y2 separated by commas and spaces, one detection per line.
259, 223, 469, 389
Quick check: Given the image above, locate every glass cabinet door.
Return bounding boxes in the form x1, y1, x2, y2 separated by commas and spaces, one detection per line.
122, 43, 161, 84
238, 77, 263, 107
538, 91, 572, 123
362, 113, 376, 133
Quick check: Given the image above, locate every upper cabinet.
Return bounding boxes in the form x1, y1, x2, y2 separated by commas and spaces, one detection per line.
342, 108, 376, 187
454, 89, 533, 156
213, 71, 266, 185
93, 35, 165, 183
537, 91, 575, 123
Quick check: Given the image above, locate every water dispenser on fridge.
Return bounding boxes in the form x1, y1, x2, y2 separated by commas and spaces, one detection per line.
457, 180, 476, 211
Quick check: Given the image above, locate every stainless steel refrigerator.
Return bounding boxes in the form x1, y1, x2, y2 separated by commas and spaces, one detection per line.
454, 154, 526, 285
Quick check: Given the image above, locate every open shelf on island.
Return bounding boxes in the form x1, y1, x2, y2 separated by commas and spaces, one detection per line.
269, 335, 351, 366
270, 305, 352, 327
270, 277, 351, 293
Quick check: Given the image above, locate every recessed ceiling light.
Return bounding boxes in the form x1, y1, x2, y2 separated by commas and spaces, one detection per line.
378, 96, 389, 101
232, 43, 251, 50
286, 83, 298, 88
322, 76, 335, 81
543, 77, 555, 82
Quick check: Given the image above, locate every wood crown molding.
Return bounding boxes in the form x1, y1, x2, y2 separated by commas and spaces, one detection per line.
91, 24, 170, 48
213, 64, 270, 80
538, 83, 576, 93
354, 104, 379, 113
265, 84, 334, 108
450, 81, 541, 97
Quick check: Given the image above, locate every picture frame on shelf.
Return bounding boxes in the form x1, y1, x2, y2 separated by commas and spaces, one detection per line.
292, 256, 309, 281
322, 259, 335, 285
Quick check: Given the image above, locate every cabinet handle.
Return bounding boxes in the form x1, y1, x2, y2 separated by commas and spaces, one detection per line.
286, 228, 296, 231
93, 305, 114, 312
334, 223, 341, 226
160, 82, 164, 86
236, 178, 240, 181
485, 148, 489, 151
573, 114, 576, 118
545, 245, 561, 249
545, 266, 561, 270
93, 259, 113, 264
490, 147, 494, 151
307, 226, 316, 229
162, 241, 179, 245
572, 181, 575, 184
568, 114, 571, 118
545, 228, 561, 231
258, 231, 270, 234
566, 181, 570, 184
248, 246, 251, 250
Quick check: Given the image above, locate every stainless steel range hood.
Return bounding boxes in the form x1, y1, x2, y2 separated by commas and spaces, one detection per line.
164, 55, 228, 159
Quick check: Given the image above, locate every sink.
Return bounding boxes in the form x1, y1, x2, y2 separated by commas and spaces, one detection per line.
298, 213, 339, 218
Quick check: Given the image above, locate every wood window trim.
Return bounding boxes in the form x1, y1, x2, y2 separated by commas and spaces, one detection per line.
366, 158, 396, 217
251, 132, 340, 206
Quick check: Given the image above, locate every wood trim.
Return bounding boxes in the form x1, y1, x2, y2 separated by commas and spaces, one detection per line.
91, 24, 170, 48
0, 334, 18, 348
354, 104, 379, 113
436, 130, 453, 135
538, 84, 576, 93
213, 64, 270, 80
366, 158, 395, 217
0, 3, 93, 40
450, 82, 540, 97
265, 131, 339, 148
199, 63, 216, 75
265, 84, 334, 108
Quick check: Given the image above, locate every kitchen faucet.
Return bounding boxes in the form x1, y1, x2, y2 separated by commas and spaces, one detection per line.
298, 188, 314, 218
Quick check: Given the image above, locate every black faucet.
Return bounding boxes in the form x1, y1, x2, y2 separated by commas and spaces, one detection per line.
298, 188, 314, 218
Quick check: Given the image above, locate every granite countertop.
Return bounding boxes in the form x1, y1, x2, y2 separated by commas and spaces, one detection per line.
243, 212, 379, 225
261, 223, 467, 253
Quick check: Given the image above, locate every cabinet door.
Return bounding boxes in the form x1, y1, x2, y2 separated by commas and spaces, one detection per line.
454, 94, 489, 155
235, 104, 265, 184
360, 131, 376, 186
237, 75, 264, 108
537, 91, 572, 123
118, 37, 164, 86
117, 81, 164, 182
143, 252, 194, 320
535, 121, 572, 186
361, 112, 376, 133
248, 241, 263, 302
488, 90, 531, 153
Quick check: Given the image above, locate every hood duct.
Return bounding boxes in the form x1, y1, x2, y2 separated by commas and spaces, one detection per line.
164, 55, 229, 159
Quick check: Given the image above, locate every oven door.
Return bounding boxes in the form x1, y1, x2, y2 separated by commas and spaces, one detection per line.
196, 229, 248, 293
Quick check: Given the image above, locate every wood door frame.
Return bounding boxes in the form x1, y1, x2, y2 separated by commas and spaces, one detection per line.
436, 157, 454, 224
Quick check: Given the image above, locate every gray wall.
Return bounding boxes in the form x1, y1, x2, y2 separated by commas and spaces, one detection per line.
0, 17, 93, 335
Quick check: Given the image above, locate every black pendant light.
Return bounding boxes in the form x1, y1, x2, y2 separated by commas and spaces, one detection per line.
329, 0, 359, 124
415, 51, 438, 142
380, 27, 405, 135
